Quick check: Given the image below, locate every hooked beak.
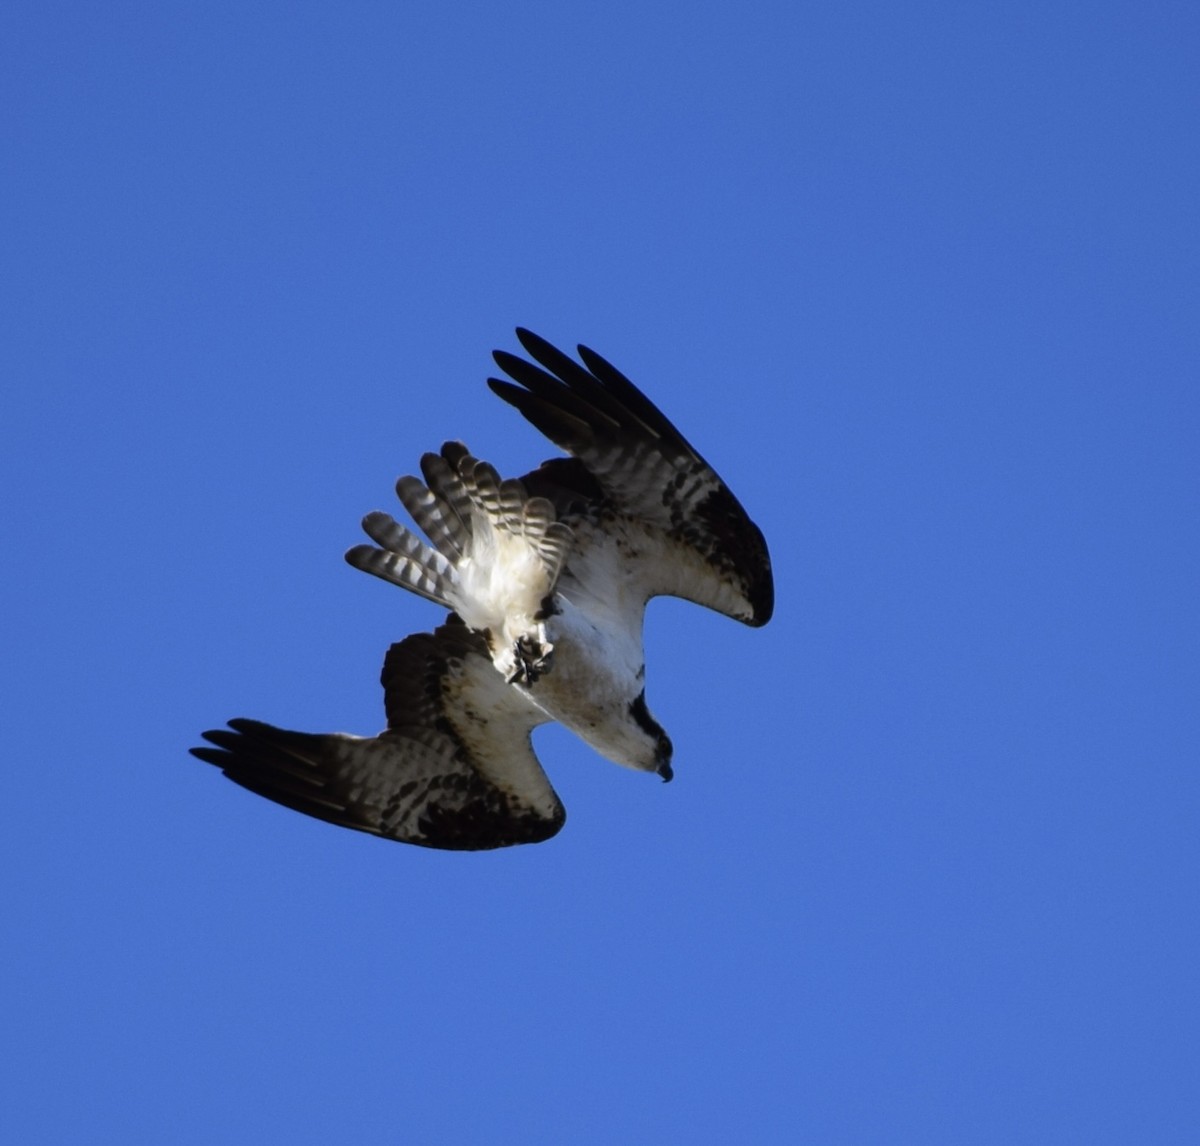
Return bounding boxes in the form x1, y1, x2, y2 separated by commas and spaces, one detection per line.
655, 743, 674, 784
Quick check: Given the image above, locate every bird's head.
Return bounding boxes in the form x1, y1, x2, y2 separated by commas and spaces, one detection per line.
629, 690, 674, 783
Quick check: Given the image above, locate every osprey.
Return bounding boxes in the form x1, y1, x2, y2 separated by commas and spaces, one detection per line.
192, 330, 773, 850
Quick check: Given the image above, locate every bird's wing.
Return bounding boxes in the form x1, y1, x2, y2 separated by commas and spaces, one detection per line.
190, 618, 564, 850
488, 328, 773, 626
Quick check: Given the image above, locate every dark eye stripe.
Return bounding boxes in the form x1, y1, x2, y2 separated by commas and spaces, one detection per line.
628, 690, 660, 738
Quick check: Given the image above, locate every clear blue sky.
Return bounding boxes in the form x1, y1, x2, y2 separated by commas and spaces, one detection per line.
3, 2, 1197, 1142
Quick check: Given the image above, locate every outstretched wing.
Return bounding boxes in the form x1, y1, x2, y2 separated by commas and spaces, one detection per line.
190, 619, 564, 850
488, 328, 773, 626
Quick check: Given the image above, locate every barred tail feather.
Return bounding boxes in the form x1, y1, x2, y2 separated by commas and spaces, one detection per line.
396, 447, 480, 564
420, 446, 479, 548
345, 511, 457, 608
523, 499, 573, 588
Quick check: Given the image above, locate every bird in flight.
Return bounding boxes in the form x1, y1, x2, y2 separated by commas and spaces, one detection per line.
191, 330, 773, 850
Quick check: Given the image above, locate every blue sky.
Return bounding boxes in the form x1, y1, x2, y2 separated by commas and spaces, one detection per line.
3, 2, 1197, 1142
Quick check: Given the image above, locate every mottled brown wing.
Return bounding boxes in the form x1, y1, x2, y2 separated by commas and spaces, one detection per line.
488, 329, 773, 626
190, 619, 563, 851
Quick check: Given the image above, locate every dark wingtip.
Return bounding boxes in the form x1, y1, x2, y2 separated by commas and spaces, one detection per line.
487, 376, 522, 405
190, 720, 254, 766
513, 327, 563, 365
227, 717, 272, 735
748, 567, 775, 626
494, 327, 549, 372
189, 745, 225, 767
751, 531, 775, 625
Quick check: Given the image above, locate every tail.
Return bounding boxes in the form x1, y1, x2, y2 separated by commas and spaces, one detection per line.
346, 442, 574, 681
344, 441, 494, 610
345, 510, 458, 608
